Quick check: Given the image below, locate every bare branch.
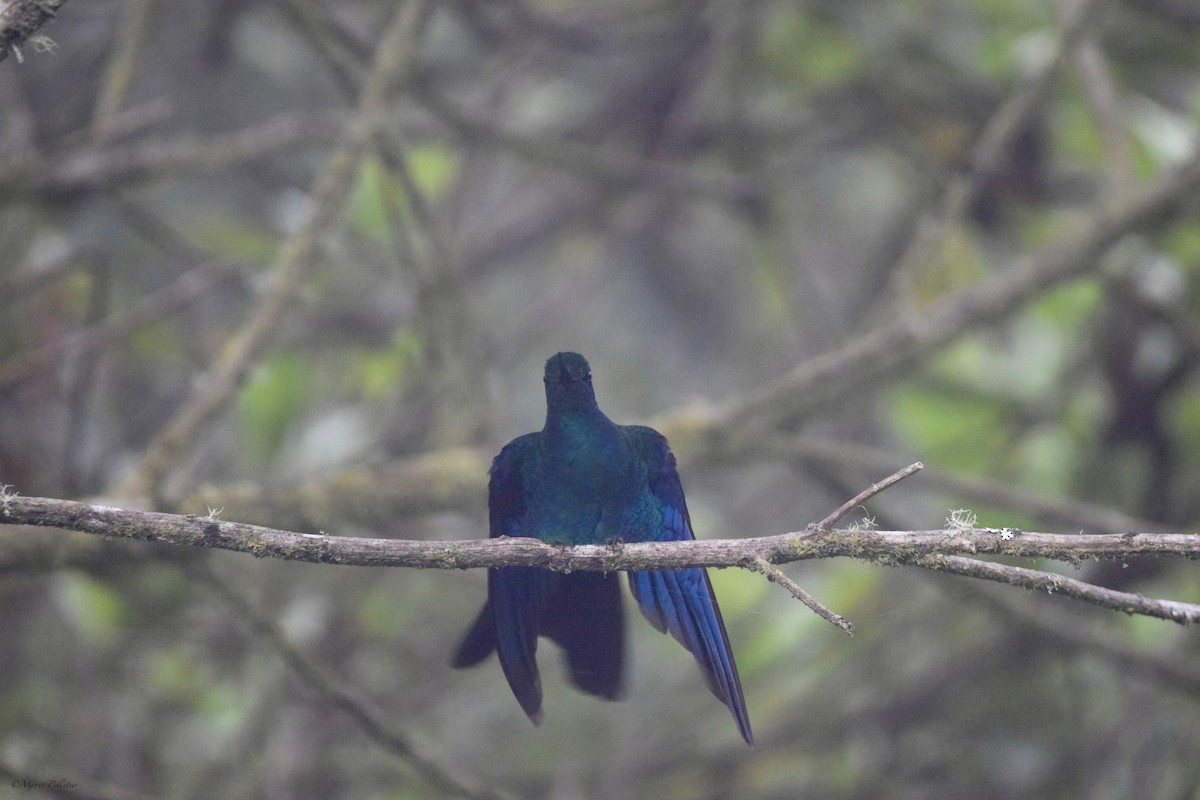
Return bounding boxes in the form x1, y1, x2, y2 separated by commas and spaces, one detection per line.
1066, 0, 1136, 205
407, 81, 759, 203
179, 446, 490, 532
7, 494, 1197, 569
4, 494, 1199, 624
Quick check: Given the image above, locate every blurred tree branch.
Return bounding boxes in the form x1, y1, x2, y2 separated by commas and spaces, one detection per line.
91, 0, 155, 133
1067, 0, 1137, 205
115, 3, 430, 505
715, 143, 1200, 443
0, 258, 241, 388
0, 112, 342, 202
407, 81, 760, 202
970, 589, 1200, 694
194, 560, 510, 800
172, 139, 1200, 531
4, 492, 1199, 624
888, 0, 1107, 295
3, 1, 1198, 795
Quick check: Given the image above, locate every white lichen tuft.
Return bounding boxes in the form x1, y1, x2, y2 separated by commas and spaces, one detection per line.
946, 508, 977, 531
848, 513, 877, 533
30, 36, 57, 55
0, 484, 16, 513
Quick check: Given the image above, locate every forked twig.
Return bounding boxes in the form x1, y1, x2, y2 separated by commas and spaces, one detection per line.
746, 464, 924, 634
812, 462, 924, 531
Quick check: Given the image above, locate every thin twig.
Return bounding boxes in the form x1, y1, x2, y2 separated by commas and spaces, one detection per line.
811, 462, 923, 531
905, 553, 1200, 624
750, 557, 854, 636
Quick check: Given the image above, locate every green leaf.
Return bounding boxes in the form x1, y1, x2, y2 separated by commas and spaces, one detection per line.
1171, 379, 1200, 466
347, 154, 404, 246
763, 12, 860, 88
350, 329, 422, 400
199, 683, 246, 736
1012, 427, 1075, 497
754, 237, 792, 330
408, 144, 457, 198
129, 321, 184, 360
1029, 280, 1101, 329
1056, 88, 1105, 166
56, 575, 127, 645
346, 148, 457, 246
239, 350, 310, 465
357, 580, 409, 635
191, 218, 277, 263
148, 646, 202, 697
890, 381, 1012, 475
1164, 222, 1200, 267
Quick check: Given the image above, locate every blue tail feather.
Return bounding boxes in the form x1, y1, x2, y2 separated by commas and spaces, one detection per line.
628, 568, 753, 744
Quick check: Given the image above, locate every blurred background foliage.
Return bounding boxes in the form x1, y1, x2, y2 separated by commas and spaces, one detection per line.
2, 0, 1200, 797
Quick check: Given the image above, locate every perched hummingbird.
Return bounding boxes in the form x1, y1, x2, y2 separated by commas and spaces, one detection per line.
453, 352, 751, 744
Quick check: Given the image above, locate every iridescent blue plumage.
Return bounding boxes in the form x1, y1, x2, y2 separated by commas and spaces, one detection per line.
452, 352, 752, 744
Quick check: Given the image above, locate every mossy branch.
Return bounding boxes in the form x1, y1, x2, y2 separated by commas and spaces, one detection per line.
4, 489, 1199, 625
